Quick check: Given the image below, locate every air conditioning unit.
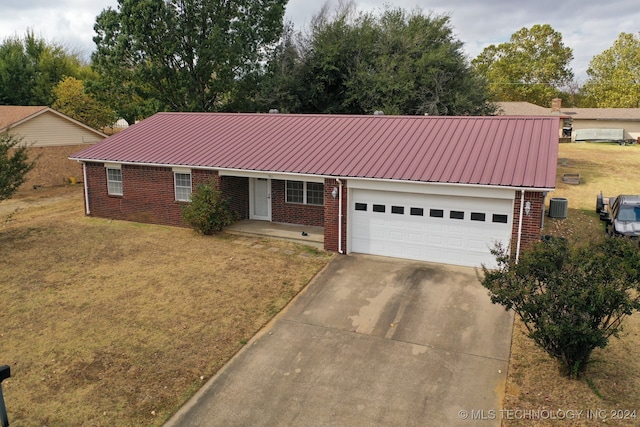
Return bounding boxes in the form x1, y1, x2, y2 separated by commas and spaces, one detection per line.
549, 198, 568, 219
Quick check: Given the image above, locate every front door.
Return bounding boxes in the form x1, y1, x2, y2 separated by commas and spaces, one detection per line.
250, 178, 271, 221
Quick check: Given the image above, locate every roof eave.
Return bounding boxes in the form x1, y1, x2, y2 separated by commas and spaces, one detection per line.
69, 158, 555, 192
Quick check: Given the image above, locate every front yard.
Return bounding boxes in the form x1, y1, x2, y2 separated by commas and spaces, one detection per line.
0, 186, 332, 426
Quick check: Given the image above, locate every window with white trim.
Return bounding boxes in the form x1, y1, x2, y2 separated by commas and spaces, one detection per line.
106, 168, 122, 196
174, 172, 192, 201
286, 181, 324, 206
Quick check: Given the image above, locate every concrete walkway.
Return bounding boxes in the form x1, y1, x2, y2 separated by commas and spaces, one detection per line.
165, 255, 514, 426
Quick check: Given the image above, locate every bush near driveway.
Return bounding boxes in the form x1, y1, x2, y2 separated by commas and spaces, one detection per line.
482, 237, 640, 378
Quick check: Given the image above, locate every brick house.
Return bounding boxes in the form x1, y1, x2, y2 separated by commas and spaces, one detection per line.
70, 113, 559, 267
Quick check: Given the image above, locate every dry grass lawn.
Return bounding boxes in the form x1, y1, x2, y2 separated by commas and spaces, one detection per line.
0, 186, 332, 426
503, 142, 640, 426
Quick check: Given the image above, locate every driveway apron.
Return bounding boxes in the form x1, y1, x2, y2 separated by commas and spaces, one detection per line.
165, 254, 514, 426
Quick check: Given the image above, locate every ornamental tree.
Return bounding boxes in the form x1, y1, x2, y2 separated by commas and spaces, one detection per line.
0, 133, 36, 202
480, 237, 640, 378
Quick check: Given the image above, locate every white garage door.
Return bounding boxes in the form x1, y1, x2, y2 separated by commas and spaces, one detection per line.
350, 189, 513, 267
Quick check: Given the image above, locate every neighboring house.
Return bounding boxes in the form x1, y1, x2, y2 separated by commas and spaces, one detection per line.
498, 99, 640, 142
70, 113, 559, 268
0, 106, 106, 188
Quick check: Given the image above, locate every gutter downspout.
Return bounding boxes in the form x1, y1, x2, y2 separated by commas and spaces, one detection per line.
337, 178, 344, 254
515, 190, 525, 264
82, 162, 90, 215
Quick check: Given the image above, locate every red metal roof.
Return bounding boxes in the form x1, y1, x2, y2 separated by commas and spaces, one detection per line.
70, 113, 559, 189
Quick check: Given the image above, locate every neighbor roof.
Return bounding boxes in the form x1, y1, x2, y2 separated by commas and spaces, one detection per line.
560, 107, 640, 121
0, 105, 107, 137
497, 101, 640, 121
71, 113, 559, 189
0, 106, 48, 131
497, 102, 552, 116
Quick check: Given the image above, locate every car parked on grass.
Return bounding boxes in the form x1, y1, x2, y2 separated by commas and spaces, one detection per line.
596, 193, 640, 237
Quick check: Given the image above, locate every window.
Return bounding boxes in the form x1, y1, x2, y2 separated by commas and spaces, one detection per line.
493, 214, 508, 223
471, 212, 486, 222
306, 182, 324, 205
430, 209, 444, 218
174, 172, 192, 202
286, 181, 304, 203
450, 211, 464, 220
372, 204, 385, 213
106, 168, 122, 196
286, 181, 324, 205
391, 206, 404, 214
410, 207, 424, 216
355, 203, 367, 211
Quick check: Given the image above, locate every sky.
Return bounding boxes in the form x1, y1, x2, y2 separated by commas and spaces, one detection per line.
1, 0, 638, 83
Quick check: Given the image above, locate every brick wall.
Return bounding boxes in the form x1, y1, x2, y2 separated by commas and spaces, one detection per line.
85, 163, 219, 227
271, 179, 324, 227
323, 178, 347, 252
511, 190, 545, 256
220, 176, 249, 219
19, 144, 89, 189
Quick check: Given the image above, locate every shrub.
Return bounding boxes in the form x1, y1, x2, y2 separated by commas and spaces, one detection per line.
1, 132, 35, 201
181, 180, 237, 235
479, 237, 640, 378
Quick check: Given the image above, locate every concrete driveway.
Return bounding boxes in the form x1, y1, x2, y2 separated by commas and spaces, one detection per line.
165, 255, 514, 426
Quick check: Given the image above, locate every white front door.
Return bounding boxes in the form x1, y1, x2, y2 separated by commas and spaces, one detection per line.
250, 178, 271, 221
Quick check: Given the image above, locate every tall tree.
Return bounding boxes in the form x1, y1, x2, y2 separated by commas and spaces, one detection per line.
259, 4, 495, 115
472, 24, 574, 106
582, 32, 640, 108
91, 0, 287, 118
0, 31, 87, 106
52, 77, 116, 131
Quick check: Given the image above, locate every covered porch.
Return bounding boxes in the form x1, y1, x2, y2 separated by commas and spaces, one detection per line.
224, 220, 324, 249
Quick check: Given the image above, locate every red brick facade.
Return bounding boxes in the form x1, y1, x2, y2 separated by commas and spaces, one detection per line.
220, 176, 250, 220
84, 162, 545, 258
511, 190, 545, 255
85, 163, 219, 227
84, 163, 336, 248
271, 179, 324, 227
323, 178, 347, 252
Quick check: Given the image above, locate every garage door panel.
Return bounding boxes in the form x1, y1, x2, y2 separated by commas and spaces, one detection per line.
408, 233, 424, 243
468, 239, 488, 251
446, 237, 464, 248
350, 189, 513, 267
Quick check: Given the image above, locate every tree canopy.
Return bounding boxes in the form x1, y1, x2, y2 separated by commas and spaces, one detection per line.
582, 32, 640, 108
0, 31, 88, 106
91, 0, 287, 120
472, 24, 574, 106
52, 77, 116, 131
480, 237, 640, 378
257, 4, 496, 115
